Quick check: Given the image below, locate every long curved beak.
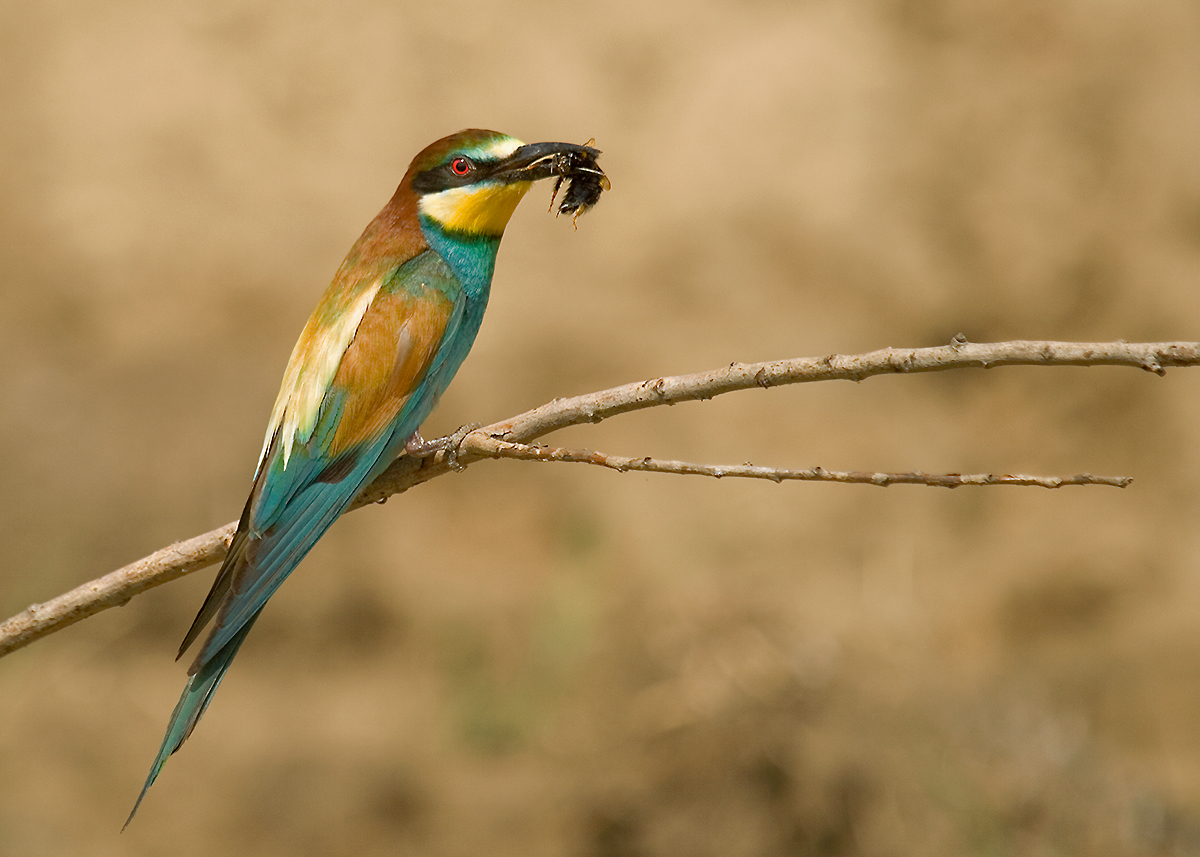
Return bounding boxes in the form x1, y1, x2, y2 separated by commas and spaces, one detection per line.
491, 141, 603, 183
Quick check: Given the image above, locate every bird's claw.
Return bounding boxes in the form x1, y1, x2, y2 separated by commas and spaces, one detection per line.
404, 424, 480, 471
441, 423, 480, 471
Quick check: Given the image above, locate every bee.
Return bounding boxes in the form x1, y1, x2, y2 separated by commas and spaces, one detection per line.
548, 139, 611, 228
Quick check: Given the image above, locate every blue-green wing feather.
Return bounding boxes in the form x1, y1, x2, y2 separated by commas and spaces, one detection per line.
196, 255, 474, 661
127, 250, 489, 821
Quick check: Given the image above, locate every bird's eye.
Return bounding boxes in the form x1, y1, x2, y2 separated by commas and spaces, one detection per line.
450, 157, 472, 176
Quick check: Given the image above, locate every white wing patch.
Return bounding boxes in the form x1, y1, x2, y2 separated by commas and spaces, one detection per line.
259, 278, 383, 470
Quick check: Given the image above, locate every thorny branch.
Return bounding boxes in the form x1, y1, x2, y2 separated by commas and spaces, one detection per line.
2, 338, 1196, 659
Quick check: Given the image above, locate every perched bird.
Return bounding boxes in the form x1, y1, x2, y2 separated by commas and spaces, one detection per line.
126, 129, 607, 826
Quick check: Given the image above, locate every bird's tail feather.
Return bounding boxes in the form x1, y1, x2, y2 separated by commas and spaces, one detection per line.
123, 611, 261, 831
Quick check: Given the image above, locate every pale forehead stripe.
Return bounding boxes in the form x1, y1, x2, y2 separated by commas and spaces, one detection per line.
480, 136, 524, 160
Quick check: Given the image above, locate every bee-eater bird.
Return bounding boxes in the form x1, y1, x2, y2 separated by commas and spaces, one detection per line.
125, 129, 606, 826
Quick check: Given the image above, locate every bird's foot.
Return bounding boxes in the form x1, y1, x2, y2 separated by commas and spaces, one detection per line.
404, 424, 480, 471
403, 430, 441, 458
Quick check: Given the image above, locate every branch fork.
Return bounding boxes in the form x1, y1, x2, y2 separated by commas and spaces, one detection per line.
2, 338, 1196, 659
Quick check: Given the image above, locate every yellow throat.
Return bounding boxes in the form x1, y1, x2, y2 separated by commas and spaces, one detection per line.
418, 181, 533, 236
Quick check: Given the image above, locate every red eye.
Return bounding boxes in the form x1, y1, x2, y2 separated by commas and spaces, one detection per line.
450, 157, 472, 176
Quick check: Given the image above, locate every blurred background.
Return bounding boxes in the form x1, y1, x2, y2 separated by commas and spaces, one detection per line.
2, 1, 1200, 854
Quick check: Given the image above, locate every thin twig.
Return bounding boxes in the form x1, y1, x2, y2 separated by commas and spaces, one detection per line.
471, 437, 1133, 488
2, 338, 1196, 659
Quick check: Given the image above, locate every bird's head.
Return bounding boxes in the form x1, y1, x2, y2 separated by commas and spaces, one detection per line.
408, 129, 600, 238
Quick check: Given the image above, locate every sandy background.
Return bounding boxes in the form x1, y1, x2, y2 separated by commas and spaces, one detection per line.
2, 1, 1200, 854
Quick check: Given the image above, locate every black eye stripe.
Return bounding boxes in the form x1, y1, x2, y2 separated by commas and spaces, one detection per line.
413, 157, 494, 192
